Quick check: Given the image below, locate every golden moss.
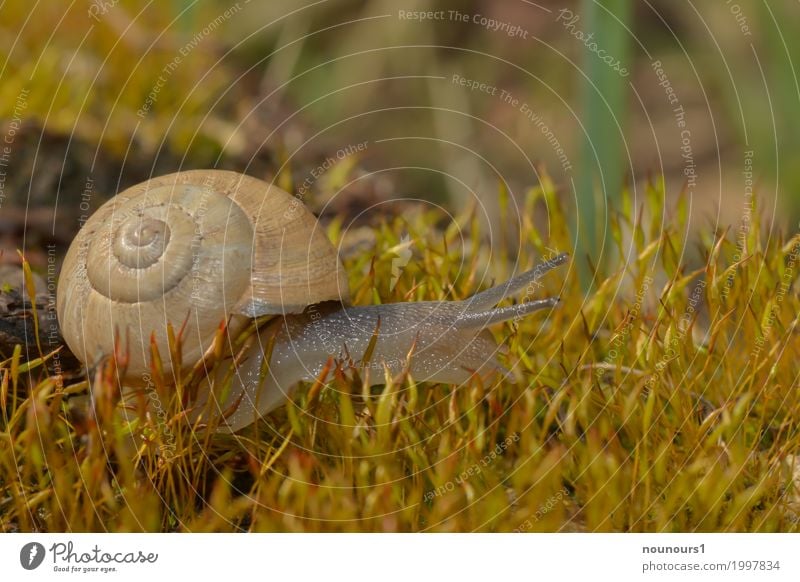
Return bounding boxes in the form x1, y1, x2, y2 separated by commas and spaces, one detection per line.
0, 1, 236, 162
1, 175, 799, 532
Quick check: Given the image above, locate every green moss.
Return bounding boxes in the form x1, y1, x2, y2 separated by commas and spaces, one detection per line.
0, 1, 235, 164
1, 175, 799, 532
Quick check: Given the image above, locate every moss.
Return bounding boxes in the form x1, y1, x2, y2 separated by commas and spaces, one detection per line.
0, 1, 236, 165
1, 174, 799, 532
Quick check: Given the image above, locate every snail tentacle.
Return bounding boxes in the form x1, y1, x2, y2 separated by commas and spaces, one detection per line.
463, 252, 569, 312
454, 296, 561, 327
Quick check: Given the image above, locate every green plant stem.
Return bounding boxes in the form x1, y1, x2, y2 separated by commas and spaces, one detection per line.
576, 0, 632, 287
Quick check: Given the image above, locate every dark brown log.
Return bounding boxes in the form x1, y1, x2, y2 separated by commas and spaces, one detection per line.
0, 267, 81, 376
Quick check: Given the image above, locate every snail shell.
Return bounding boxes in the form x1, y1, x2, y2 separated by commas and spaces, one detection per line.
56, 169, 349, 382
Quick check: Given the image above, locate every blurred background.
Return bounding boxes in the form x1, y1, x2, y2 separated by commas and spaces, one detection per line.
0, 0, 796, 274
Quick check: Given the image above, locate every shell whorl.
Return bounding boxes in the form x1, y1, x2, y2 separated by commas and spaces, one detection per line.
57, 170, 349, 382
84, 185, 233, 304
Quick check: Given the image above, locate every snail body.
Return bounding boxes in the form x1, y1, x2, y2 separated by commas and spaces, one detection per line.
212, 266, 566, 431
57, 170, 567, 433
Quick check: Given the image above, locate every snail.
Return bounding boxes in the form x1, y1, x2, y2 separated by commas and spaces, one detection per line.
56, 170, 568, 432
